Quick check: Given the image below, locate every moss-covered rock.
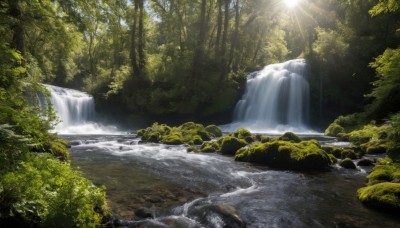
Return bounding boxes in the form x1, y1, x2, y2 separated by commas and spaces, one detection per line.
187, 146, 199, 153
137, 122, 218, 145
357, 183, 400, 213
235, 140, 331, 171
347, 124, 389, 146
339, 158, 356, 169
324, 123, 345, 137
328, 154, 337, 164
388, 144, 400, 162
367, 159, 400, 185
43, 138, 70, 161
341, 149, 358, 159
219, 136, 248, 155
200, 142, 219, 153
322, 146, 343, 159
357, 159, 374, 166
255, 134, 270, 143
233, 128, 254, 143
278, 132, 301, 143
205, 125, 223, 137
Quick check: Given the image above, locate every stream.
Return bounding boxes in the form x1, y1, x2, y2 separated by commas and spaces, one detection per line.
64, 134, 400, 228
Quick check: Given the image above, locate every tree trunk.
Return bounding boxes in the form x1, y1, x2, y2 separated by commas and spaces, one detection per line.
130, 0, 140, 76
192, 0, 207, 80
219, 0, 230, 82
138, 0, 145, 71
215, 0, 223, 59
9, 0, 26, 66
229, 0, 240, 70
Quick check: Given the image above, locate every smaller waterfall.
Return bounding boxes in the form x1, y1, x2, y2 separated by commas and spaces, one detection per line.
221, 59, 315, 134
44, 84, 119, 134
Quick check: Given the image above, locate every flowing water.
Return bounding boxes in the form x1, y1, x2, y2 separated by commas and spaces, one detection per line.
65, 135, 400, 228
43, 84, 119, 134
44, 82, 400, 227
221, 59, 313, 134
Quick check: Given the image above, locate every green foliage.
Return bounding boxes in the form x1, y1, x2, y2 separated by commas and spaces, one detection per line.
0, 154, 108, 227
369, 0, 400, 16
0, 124, 30, 173
339, 158, 357, 169
235, 140, 331, 171
367, 49, 400, 119
357, 182, 400, 212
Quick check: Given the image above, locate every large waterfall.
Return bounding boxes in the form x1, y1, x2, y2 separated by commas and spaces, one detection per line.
44, 84, 119, 134
221, 59, 314, 134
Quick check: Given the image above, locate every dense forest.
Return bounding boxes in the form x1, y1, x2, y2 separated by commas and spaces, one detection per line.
1, 0, 400, 226
2, 0, 398, 126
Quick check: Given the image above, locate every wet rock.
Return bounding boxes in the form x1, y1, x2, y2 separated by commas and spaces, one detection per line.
134, 207, 153, 219
187, 202, 245, 228
340, 158, 357, 169
70, 140, 81, 146
357, 159, 374, 166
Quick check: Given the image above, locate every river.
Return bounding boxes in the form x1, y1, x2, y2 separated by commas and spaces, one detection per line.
63, 134, 400, 228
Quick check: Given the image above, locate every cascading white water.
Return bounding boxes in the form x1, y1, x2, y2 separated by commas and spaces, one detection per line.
221, 59, 314, 134
44, 84, 119, 134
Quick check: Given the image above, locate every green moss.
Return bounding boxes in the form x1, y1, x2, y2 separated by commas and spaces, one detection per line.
367, 159, 400, 185
200, 142, 218, 153
328, 154, 337, 164
191, 135, 204, 145
187, 146, 199, 153
43, 138, 70, 161
162, 133, 184, 145
205, 125, 222, 137
322, 146, 343, 158
347, 124, 388, 146
219, 136, 248, 155
324, 123, 345, 137
235, 140, 331, 171
137, 122, 219, 145
279, 132, 301, 143
339, 158, 356, 169
341, 149, 358, 159
357, 183, 400, 213
387, 144, 400, 162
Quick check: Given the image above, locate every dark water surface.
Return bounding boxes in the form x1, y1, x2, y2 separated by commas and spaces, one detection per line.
64, 135, 400, 228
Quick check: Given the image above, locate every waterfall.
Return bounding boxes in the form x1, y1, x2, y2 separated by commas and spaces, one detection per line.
221, 59, 315, 134
44, 84, 119, 134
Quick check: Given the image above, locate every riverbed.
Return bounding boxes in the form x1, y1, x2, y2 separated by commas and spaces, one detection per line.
64, 134, 400, 228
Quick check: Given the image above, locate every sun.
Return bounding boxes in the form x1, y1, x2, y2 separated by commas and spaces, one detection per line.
283, 0, 300, 8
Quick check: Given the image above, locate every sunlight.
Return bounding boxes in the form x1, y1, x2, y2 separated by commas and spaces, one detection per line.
284, 0, 300, 8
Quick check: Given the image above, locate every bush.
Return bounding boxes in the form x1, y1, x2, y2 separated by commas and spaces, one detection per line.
0, 154, 108, 227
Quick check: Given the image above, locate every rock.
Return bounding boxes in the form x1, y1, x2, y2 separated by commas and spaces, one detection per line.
187, 202, 245, 228
219, 136, 248, 155
339, 158, 356, 169
324, 123, 345, 137
205, 125, 223, 137
357, 182, 400, 213
279, 132, 301, 143
187, 146, 199, 153
200, 142, 218, 153
366, 145, 387, 154
235, 140, 331, 171
357, 159, 374, 166
341, 149, 358, 159
134, 207, 153, 219
69, 140, 81, 146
